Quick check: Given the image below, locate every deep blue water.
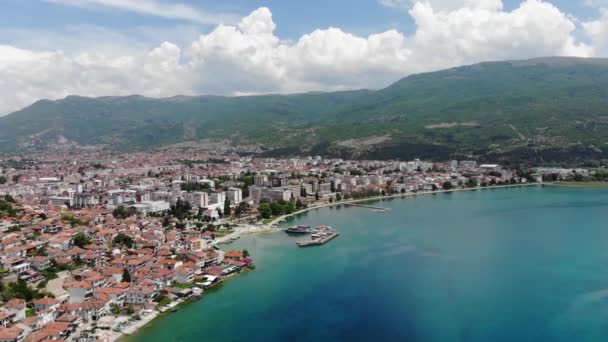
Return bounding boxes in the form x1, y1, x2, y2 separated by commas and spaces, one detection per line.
130, 187, 608, 341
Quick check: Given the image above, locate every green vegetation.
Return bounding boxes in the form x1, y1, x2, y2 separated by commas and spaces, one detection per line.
110, 303, 121, 315
173, 282, 194, 289
0, 279, 53, 302
234, 201, 249, 217
61, 214, 87, 226
112, 205, 137, 219
154, 294, 172, 307
0, 200, 20, 218
170, 199, 191, 221
7, 225, 21, 232
223, 199, 231, 217
113, 233, 134, 249
122, 268, 131, 282
181, 182, 211, 192
258, 200, 295, 219
72, 232, 91, 247
5, 58, 608, 163
258, 203, 272, 219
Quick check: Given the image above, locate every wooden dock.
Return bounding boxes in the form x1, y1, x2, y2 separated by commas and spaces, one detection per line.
342, 203, 391, 211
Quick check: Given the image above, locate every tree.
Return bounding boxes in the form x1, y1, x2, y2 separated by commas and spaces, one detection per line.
270, 201, 283, 216
330, 181, 336, 193
72, 232, 91, 248
336, 193, 342, 201
113, 233, 134, 249
122, 268, 131, 283
329, 197, 334, 203
295, 199, 305, 209
7, 226, 20, 232
112, 206, 136, 219
0, 176, 6, 184
315, 192, 320, 201
223, 198, 231, 216
171, 199, 191, 220
242, 249, 250, 257
110, 303, 121, 315
300, 186, 307, 197
235, 201, 248, 216
442, 182, 453, 190
162, 216, 171, 227
258, 203, 272, 219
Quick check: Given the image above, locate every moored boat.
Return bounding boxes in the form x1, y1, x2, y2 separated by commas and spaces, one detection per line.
285, 225, 312, 234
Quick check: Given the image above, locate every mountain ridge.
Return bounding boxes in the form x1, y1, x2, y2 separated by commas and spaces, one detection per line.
3, 56, 608, 165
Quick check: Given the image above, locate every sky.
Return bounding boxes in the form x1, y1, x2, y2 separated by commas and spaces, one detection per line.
1, 0, 608, 115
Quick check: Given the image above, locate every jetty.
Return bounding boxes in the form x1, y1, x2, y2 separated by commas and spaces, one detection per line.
297, 230, 340, 247
342, 203, 391, 212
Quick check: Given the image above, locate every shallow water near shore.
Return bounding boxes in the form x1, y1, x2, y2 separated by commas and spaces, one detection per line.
128, 186, 608, 341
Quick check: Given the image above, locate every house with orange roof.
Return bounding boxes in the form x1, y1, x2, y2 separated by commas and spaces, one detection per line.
124, 285, 156, 306
224, 250, 244, 261
0, 326, 24, 342
101, 267, 124, 284
79, 298, 109, 322
0, 311, 15, 328
185, 238, 205, 252
34, 321, 72, 341
95, 287, 127, 306
126, 256, 153, 273
28, 256, 51, 271
2, 299, 25, 322
33, 298, 59, 313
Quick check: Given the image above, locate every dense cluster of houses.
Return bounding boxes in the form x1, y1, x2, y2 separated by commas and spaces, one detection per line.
0, 201, 252, 341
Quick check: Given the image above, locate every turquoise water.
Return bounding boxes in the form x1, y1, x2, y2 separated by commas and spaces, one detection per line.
129, 187, 608, 341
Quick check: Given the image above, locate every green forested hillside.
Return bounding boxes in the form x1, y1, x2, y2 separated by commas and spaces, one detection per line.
3, 57, 608, 164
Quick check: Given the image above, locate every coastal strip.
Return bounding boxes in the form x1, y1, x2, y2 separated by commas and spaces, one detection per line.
268, 183, 541, 226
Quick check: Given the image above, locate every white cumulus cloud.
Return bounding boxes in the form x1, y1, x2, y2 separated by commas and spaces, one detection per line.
0, 1, 603, 115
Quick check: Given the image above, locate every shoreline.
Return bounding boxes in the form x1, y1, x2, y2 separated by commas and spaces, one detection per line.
267, 183, 541, 226
117, 268, 250, 342
114, 183, 540, 341
542, 181, 608, 188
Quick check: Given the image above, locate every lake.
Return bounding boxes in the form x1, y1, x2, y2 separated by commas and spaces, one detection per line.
128, 186, 608, 341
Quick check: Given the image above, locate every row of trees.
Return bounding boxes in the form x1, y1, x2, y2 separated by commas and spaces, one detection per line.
258, 200, 296, 219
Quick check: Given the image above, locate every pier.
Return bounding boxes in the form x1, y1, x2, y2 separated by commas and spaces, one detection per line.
297, 231, 340, 247
342, 203, 391, 212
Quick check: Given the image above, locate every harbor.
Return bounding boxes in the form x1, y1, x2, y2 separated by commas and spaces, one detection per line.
294, 226, 340, 247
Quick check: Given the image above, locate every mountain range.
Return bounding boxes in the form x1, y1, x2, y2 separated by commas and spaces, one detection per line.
3, 57, 608, 165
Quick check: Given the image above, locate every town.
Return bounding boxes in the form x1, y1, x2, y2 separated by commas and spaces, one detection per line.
0, 149, 594, 341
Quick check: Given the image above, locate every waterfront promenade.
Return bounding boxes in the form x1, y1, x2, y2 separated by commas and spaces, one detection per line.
268, 183, 540, 226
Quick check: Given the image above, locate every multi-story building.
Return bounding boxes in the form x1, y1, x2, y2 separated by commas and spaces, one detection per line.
226, 188, 242, 204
